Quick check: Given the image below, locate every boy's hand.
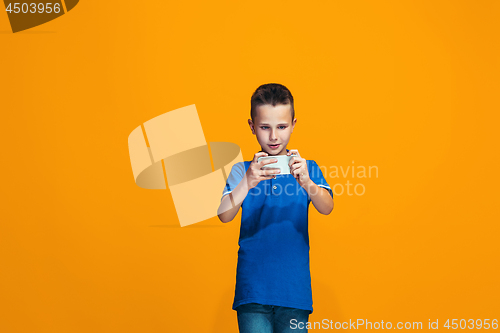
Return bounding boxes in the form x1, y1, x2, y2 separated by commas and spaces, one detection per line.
245, 152, 281, 189
287, 149, 310, 187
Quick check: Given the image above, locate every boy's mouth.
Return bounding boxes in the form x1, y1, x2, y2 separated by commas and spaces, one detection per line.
268, 144, 281, 150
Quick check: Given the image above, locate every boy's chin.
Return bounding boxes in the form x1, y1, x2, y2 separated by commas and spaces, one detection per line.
262, 147, 285, 156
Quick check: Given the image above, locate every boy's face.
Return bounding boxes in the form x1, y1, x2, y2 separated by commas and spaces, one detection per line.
248, 104, 297, 156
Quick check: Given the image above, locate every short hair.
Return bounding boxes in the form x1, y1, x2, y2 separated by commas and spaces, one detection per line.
250, 83, 295, 121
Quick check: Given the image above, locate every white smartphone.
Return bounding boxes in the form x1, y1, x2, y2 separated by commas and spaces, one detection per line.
258, 155, 292, 175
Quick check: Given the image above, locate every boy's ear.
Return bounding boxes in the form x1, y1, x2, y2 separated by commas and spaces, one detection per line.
291, 118, 297, 132
248, 119, 256, 135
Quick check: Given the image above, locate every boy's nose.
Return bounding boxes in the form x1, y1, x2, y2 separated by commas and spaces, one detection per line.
270, 130, 277, 141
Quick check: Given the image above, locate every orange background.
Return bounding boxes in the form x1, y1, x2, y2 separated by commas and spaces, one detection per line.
1, 1, 499, 332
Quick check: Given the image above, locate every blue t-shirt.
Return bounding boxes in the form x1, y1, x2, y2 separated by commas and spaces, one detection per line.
221, 159, 333, 314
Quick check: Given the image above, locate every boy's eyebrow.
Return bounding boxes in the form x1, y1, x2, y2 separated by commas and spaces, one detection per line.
258, 123, 290, 126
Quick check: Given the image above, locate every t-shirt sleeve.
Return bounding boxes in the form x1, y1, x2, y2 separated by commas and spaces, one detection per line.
308, 160, 333, 199
221, 162, 246, 200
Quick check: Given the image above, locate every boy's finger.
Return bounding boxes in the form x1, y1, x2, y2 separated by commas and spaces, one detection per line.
253, 152, 268, 163
261, 168, 281, 176
290, 163, 302, 172
288, 156, 300, 167
260, 158, 278, 166
288, 149, 300, 157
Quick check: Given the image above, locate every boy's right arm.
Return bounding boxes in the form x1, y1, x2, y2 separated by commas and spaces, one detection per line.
217, 152, 281, 223
217, 177, 250, 223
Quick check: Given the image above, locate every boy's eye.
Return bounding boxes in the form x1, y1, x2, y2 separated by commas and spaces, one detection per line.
278, 126, 287, 129
260, 126, 269, 130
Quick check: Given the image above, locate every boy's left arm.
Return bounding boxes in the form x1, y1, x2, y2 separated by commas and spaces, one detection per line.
302, 179, 334, 215
288, 150, 334, 215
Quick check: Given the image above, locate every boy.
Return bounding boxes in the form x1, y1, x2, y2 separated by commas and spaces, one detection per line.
218, 83, 334, 333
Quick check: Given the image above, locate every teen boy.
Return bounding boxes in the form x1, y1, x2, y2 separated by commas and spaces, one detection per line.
218, 83, 334, 333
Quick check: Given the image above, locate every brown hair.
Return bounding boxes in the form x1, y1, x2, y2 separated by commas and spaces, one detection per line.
250, 83, 295, 121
